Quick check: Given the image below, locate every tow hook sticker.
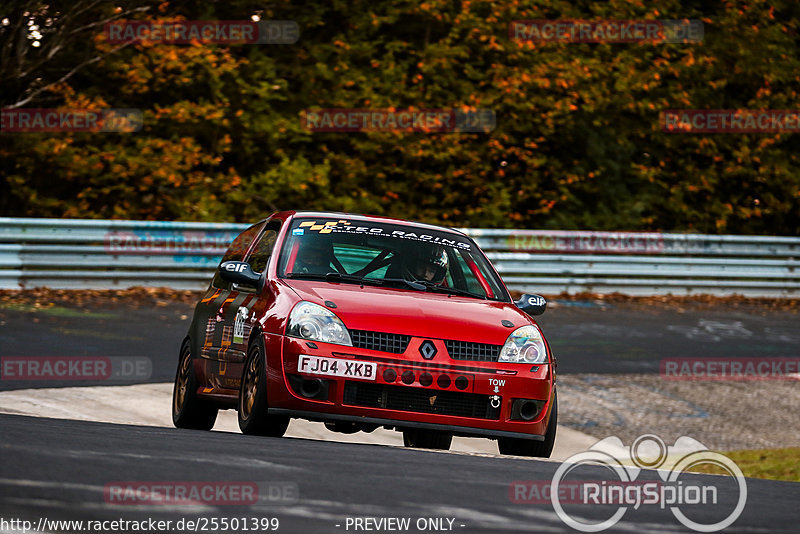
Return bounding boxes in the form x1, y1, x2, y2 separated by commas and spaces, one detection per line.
490, 395, 501, 409
489, 378, 505, 393
233, 307, 248, 344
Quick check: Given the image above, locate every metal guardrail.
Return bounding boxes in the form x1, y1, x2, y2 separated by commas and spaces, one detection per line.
0, 218, 797, 296
0, 218, 242, 291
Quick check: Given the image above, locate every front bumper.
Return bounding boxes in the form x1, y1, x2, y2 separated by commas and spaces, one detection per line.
264, 333, 555, 440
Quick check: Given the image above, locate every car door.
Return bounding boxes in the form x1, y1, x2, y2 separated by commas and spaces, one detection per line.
193, 222, 264, 392
200, 220, 282, 393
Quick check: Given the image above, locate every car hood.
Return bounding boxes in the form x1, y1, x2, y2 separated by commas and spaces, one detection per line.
284, 279, 533, 345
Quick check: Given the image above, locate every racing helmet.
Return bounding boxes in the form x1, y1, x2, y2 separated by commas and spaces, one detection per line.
296, 235, 334, 273
403, 245, 449, 284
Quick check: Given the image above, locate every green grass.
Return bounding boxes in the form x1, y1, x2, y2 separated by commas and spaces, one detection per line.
688, 448, 800, 482
0, 302, 118, 319
53, 327, 143, 341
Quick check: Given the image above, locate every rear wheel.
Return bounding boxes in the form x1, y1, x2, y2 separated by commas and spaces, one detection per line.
498, 393, 558, 458
172, 340, 218, 430
238, 338, 290, 437
402, 428, 453, 450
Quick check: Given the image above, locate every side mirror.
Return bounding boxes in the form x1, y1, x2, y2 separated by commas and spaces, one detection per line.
516, 293, 546, 316
219, 261, 263, 290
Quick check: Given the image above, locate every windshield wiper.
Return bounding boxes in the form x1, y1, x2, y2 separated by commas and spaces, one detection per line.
286, 271, 382, 287
327, 273, 427, 291
414, 280, 487, 299
287, 272, 427, 292
323, 272, 380, 286
380, 277, 426, 291
285, 272, 329, 280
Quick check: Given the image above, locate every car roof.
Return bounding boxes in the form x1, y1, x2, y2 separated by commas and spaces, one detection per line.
272, 210, 468, 237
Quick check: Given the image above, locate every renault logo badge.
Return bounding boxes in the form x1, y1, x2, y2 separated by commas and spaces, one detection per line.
419, 340, 437, 360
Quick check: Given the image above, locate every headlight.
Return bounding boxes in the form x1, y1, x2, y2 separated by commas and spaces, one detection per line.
499, 325, 548, 364
287, 301, 352, 346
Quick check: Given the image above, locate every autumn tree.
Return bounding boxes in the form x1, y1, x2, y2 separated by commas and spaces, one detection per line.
1, 0, 798, 235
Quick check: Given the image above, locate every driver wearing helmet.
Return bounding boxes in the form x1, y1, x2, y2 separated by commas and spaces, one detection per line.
403, 245, 449, 284
294, 238, 334, 275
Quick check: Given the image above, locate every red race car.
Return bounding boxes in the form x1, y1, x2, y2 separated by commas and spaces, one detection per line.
172, 211, 557, 456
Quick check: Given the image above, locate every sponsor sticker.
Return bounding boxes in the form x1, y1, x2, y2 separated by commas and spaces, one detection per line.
294, 220, 472, 250
233, 307, 248, 344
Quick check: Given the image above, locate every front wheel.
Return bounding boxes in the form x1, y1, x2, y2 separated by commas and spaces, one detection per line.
172, 340, 218, 430
498, 392, 558, 458
402, 428, 453, 450
238, 338, 289, 437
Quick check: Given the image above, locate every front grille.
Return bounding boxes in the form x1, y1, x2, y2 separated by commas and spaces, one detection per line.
343, 381, 500, 420
444, 340, 502, 362
350, 330, 410, 354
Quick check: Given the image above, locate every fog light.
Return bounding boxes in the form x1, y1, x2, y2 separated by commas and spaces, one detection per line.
519, 401, 539, 421
510, 398, 545, 421
455, 376, 469, 390
437, 375, 451, 388
300, 379, 323, 398
401, 370, 415, 384
419, 372, 433, 386
383, 368, 397, 382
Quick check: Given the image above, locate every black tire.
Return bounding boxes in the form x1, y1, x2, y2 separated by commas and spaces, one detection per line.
402, 428, 453, 450
498, 393, 558, 458
238, 338, 290, 437
172, 340, 218, 430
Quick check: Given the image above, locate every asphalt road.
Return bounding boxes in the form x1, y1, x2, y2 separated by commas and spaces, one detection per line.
1, 413, 797, 533
1, 298, 799, 533
1, 298, 798, 389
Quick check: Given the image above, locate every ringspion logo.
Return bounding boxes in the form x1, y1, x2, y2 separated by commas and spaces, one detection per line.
550, 434, 746, 532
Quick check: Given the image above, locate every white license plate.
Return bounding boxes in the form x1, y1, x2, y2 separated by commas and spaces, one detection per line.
298, 355, 377, 381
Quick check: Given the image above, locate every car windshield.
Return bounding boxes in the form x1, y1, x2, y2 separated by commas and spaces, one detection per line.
278, 217, 509, 301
